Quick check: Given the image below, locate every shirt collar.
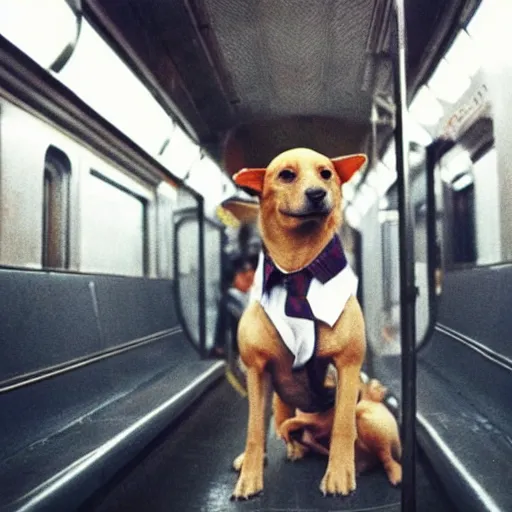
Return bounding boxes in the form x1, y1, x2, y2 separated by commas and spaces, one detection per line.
263, 235, 347, 291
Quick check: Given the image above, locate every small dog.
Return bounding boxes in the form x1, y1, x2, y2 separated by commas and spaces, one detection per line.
231, 147, 367, 499
354, 379, 402, 485
277, 377, 402, 487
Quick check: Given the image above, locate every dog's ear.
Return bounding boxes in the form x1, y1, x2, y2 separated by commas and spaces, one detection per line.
220, 199, 260, 224
233, 168, 266, 194
331, 154, 367, 183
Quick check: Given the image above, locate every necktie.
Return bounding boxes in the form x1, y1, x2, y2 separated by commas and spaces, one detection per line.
262, 235, 347, 321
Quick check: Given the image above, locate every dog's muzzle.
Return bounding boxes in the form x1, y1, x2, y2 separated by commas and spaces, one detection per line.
279, 187, 332, 218
305, 187, 327, 206
302, 187, 330, 216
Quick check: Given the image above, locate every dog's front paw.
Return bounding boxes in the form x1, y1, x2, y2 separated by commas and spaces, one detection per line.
286, 440, 307, 461
320, 461, 356, 496
231, 470, 263, 500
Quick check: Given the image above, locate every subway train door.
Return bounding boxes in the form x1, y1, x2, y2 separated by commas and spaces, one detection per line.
438, 149, 477, 267
446, 178, 476, 265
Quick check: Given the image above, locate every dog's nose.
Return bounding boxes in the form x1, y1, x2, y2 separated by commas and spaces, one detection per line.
305, 187, 327, 204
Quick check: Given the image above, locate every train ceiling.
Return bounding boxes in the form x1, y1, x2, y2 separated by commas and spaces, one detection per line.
84, 0, 480, 175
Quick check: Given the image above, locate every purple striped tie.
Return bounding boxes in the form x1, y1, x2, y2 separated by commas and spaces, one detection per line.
263, 236, 347, 320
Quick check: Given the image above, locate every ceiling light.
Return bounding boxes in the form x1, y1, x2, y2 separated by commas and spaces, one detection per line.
409, 86, 444, 126
467, 0, 512, 74
466, 0, 500, 42
444, 30, 481, 77
344, 205, 361, 229
342, 181, 356, 203
366, 162, 396, 196
382, 142, 396, 171
365, 169, 380, 190
406, 112, 433, 146
440, 150, 472, 183
0, 0, 77, 69
352, 183, 377, 216
58, 20, 174, 157
186, 157, 231, 217
159, 126, 201, 179
451, 173, 474, 191
378, 209, 399, 222
379, 196, 390, 210
428, 59, 471, 104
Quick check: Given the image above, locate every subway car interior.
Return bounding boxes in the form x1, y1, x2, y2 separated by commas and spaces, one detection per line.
0, 0, 511, 511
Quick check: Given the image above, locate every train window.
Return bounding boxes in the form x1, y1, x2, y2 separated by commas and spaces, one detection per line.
156, 182, 177, 279
379, 210, 401, 355
472, 148, 501, 265
42, 146, 71, 269
57, 20, 173, 157
79, 171, 148, 277
437, 145, 501, 269
172, 184, 224, 354
204, 221, 222, 352
174, 201, 202, 351
368, 141, 434, 355
410, 144, 433, 345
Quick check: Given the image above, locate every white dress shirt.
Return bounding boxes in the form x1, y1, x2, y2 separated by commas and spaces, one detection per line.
250, 249, 358, 368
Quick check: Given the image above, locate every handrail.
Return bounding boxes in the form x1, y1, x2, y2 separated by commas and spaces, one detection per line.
392, 1, 417, 511
0, 328, 182, 394
198, 201, 206, 357
50, 1, 83, 73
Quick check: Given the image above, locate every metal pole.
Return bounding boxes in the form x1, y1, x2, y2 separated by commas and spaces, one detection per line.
198, 198, 207, 358
392, 1, 417, 511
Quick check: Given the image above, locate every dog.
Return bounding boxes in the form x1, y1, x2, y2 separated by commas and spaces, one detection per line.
277, 377, 402, 487
231, 147, 367, 499
354, 379, 402, 485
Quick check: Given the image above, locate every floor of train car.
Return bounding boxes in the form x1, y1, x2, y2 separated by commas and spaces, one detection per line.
83, 378, 456, 512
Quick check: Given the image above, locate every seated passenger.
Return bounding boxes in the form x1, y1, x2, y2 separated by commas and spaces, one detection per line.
232, 258, 256, 294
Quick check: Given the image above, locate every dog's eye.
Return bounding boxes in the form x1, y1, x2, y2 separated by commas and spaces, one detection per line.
278, 169, 296, 182
320, 169, 332, 180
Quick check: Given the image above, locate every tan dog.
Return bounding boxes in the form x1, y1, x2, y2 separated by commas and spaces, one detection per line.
231, 147, 367, 499
355, 379, 402, 485
277, 378, 402, 487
